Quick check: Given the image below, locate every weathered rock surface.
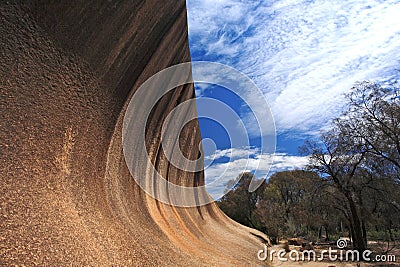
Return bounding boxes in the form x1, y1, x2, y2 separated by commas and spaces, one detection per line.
0, 1, 269, 266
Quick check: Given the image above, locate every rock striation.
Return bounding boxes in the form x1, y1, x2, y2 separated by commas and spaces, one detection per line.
0, 1, 269, 266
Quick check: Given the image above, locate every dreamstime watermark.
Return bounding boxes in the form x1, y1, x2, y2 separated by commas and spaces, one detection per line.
257, 238, 397, 263
122, 61, 276, 207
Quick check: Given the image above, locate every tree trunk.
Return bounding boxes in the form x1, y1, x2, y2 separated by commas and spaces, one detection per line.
340, 220, 343, 236
359, 193, 368, 247
362, 219, 367, 246
388, 220, 394, 241
318, 226, 323, 240
348, 226, 353, 244
325, 225, 329, 241
347, 196, 367, 252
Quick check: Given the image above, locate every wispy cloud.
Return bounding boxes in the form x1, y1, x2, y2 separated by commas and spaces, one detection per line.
204, 146, 260, 161
187, 0, 400, 134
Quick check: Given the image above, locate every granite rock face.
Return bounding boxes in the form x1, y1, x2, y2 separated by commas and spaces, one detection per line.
0, 1, 269, 266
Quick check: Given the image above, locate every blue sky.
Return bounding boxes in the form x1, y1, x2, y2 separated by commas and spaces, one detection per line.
185, 0, 400, 194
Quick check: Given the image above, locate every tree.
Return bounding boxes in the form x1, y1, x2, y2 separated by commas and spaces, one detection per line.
218, 172, 266, 229
301, 129, 369, 250
256, 170, 326, 242
301, 80, 400, 252
337, 81, 400, 180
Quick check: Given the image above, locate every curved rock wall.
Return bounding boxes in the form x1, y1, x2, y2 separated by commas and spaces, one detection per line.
0, 1, 269, 266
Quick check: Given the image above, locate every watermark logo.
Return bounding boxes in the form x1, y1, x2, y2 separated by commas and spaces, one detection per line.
336, 238, 347, 249
257, 239, 397, 264
122, 61, 276, 207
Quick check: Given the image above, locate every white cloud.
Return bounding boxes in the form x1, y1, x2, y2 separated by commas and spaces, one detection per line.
204, 146, 259, 161
187, 0, 400, 134
204, 147, 309, 197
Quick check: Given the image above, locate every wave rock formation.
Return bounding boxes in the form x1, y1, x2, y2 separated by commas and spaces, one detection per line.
1, 1, 269, 266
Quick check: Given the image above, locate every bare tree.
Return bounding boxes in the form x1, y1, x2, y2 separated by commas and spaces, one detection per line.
301, 80, 400, 252
337, 81, 400, 179
301, 133, 368, 251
